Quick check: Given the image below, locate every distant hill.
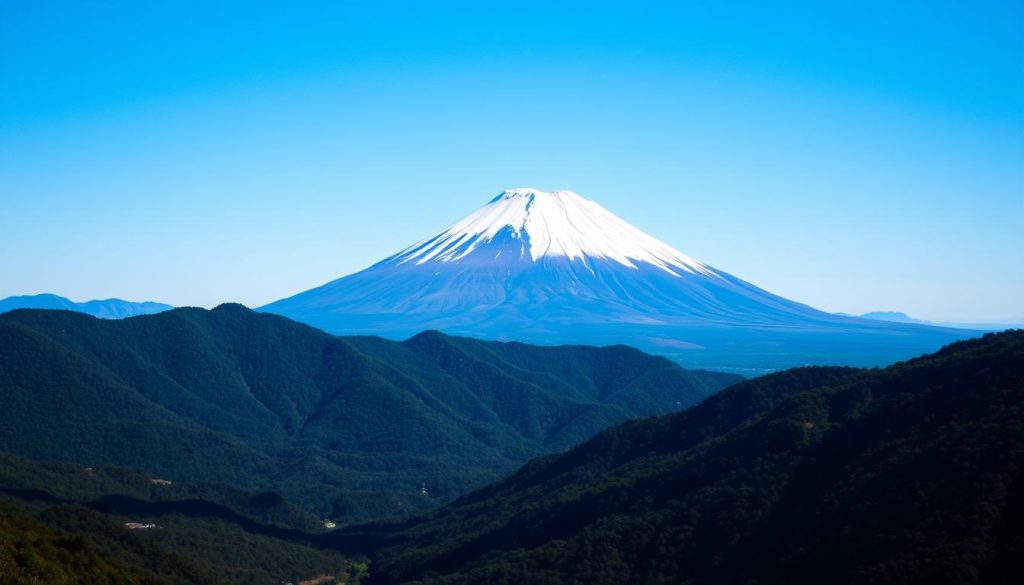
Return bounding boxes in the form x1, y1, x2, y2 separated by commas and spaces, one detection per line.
858, 310, 922, 323
838, 310, 1020, 331
0, 293, 172, 319
354, 330, 1024, 584
0, 304, 737, 522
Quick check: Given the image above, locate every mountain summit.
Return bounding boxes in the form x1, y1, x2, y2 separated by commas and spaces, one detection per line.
395, 188, 714, 276
261, 188, 975, 372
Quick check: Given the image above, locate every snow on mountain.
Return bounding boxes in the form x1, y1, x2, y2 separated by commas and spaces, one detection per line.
260, 188, 977, 373
394, 188, 715, 276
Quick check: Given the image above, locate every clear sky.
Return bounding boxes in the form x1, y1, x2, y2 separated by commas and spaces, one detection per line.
2, 1, 1022, 322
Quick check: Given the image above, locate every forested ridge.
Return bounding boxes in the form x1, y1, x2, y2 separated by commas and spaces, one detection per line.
353, 330, 1024, 584
3, 306, 1020, 584
0, 304, 735, 522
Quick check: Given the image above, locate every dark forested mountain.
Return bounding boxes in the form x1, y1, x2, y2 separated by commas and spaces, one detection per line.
354, 330, 1024, 585
0, 304, 736, 522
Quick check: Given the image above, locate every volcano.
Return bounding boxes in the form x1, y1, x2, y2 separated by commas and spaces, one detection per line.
260, 188, 975, 373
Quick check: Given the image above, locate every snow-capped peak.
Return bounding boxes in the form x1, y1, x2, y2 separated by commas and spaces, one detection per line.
393, 188, 717, 276
492, 187, 542, 200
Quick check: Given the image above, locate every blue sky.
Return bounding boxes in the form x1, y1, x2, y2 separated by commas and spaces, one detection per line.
2, 1, 1022, 322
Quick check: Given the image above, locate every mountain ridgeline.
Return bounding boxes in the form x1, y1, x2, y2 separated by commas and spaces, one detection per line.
0, 304, 737, 522
350, 330, 1024, 585
0, 293, 172, 319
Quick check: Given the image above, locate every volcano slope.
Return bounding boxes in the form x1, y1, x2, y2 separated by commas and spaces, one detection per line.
263, 188, 977, 374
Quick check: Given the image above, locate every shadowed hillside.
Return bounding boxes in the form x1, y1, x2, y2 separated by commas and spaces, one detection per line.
354, 331, 1024, 585
0, 304, 736, 522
